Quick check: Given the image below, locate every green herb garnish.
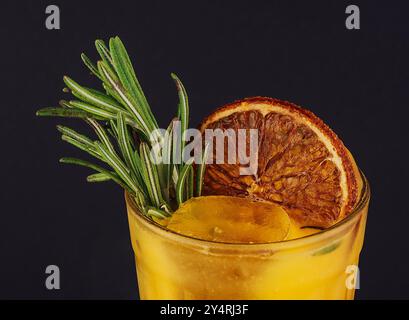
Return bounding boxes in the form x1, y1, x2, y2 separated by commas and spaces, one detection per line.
37, 36, 208, 218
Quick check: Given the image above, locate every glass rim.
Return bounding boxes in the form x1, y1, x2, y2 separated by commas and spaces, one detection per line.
125, 171, 370, 250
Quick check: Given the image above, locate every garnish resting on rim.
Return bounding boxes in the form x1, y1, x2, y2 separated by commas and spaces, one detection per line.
37, 36, 208, 219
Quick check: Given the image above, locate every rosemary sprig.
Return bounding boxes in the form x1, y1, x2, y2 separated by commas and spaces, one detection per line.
59, 157, 132, 193
176, 159, 194, 205
36, 107, 103, 120
37, 36, 207, 218
196, 142, 210, 197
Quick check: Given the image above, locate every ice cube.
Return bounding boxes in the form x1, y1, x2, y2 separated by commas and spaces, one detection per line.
163, 196, 290, 243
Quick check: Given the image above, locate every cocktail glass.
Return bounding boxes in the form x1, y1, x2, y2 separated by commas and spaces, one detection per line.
126, 173, 369, 300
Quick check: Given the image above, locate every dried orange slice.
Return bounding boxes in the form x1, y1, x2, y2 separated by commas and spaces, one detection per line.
199, 97, 362, 228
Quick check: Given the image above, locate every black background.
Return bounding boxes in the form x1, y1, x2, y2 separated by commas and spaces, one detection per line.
1, 0, 408, 299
